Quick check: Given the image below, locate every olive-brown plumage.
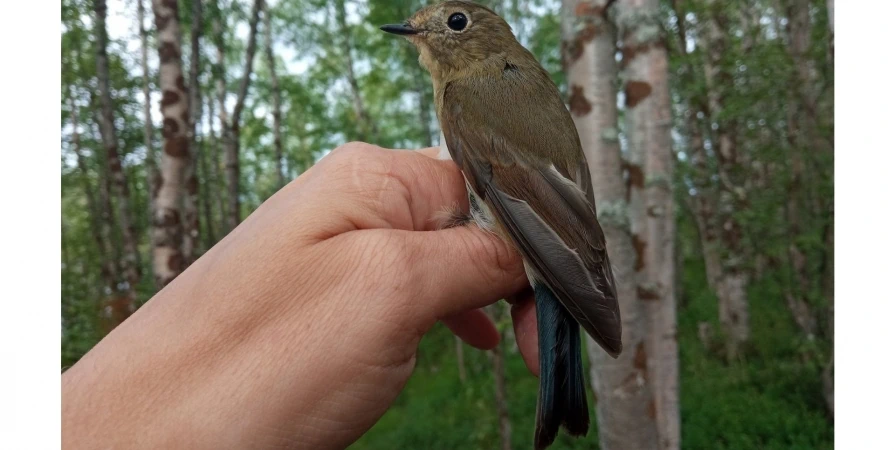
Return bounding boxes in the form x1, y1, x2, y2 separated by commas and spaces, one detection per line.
381, 2, 622, 449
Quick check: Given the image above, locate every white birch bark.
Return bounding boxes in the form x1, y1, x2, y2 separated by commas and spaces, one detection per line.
616, 0, 680, 446
561, 1, 659, 448
151, 0, 190, 287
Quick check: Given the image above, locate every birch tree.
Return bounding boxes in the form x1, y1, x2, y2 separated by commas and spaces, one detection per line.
616, 0, 679, 446
671, 0, 751, 359
151, 0, 190, 287
486, 304, 512, 450
206, 94, 226, 234
334, 0, 378, 142
68, 89, 118, 297
561, 1, 659, 448
183, 0, 203, 263
138, 0, 159, 222
218, 0, 263, 231
263, 1, 287, 189
93, 0, 142, 309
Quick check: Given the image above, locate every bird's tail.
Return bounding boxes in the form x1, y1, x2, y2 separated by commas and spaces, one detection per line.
533, 283, 589, 450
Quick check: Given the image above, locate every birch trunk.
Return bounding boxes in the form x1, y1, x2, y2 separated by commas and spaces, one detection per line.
183, 0, 203, 264
826, 0, 834, 59
138, 0, 159, 223
94, 117, 122, 289
94, 0, 141, 311
207, 95, 226, 234
782, 89, 818, 338
699, 1, 750, 359
822, 217, 833, 338
414, 68, 434, 147
69, 91, 118, 296
196, 92, 216, 250
213, 0, 229, 148
223, 0, 263, 231
211, 0, 229, 233
486, 305, 512, 450
335, 0, 378, 142
151, 0, 190, 288
263, 1, 286, 189
782, 0, 823, 338
561, 1, 659, 448
616, 0, 679, 446
408, 44, 435, 147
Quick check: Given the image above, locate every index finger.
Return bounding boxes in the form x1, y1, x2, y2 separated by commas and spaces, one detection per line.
299, 143, 470, 235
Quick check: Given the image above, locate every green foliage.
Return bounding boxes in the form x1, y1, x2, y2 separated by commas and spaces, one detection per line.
676, 257, 832, 449
352, 259, 832, 449
62, 0, 833, 447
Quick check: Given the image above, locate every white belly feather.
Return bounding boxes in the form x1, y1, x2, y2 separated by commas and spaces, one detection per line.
438, 131, 540, 285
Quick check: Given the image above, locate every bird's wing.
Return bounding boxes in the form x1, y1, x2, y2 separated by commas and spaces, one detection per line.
440, 68, 622, 356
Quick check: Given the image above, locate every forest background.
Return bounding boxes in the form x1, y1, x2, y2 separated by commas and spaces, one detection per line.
60, 0, 834, 448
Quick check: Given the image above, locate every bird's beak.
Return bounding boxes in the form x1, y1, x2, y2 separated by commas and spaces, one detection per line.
379, 23, 418, 36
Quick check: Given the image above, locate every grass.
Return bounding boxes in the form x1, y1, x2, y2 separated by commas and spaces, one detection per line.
351, 261, 833, 449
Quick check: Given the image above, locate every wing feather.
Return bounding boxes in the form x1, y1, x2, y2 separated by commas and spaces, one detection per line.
440, 70, 622, 356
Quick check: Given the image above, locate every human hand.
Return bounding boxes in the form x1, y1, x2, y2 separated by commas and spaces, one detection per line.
62, 142, 541, 449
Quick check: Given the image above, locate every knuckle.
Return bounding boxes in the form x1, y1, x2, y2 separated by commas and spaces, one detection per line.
333, 141, 374, 156
326, 142, 379, 167
322, 143, 389, 194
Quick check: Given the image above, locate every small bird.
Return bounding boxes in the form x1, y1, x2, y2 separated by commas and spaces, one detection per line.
381, 2, 622, 449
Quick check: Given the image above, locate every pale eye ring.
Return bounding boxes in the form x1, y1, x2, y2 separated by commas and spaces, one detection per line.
447, 12, 468, 31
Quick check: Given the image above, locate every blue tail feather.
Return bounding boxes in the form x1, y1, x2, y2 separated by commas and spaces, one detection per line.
533, 283, 589, 450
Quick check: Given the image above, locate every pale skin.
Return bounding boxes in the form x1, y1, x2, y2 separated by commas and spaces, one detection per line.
62, 143, 542, 449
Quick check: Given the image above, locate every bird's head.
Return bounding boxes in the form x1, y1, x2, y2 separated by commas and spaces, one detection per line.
380, 1, 519, 80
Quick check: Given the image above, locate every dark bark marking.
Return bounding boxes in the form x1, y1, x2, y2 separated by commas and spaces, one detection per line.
632, 233, 646, 271
625, 81, 653, 108
108, 154, 122, 172
647, 399, 657, 419
562, 40, 582, 66
158, 208, 181, 227
620, 41, 664, 68
164, 135, 189, 158
637, 284, 661, 301
167, 252, 184, 273
101, 296, 133, 333
159, 41, 180, 63
626, 162, 645, 188
152, 172, 163, 200
563, 23, 604, 66
575, 3, 606, 17
161, 90, 180, 107
578, 23, 601, 43
162, 117, 180, 137
186, 173, 198, 194
568, 85, 592, 116
633, 340, 648, 371
155, 15, 170, 32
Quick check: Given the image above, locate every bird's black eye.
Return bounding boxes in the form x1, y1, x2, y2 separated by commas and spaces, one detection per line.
447, 13, 468, 31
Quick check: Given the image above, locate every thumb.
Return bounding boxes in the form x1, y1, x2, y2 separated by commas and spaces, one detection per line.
402, 225, 528, 321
